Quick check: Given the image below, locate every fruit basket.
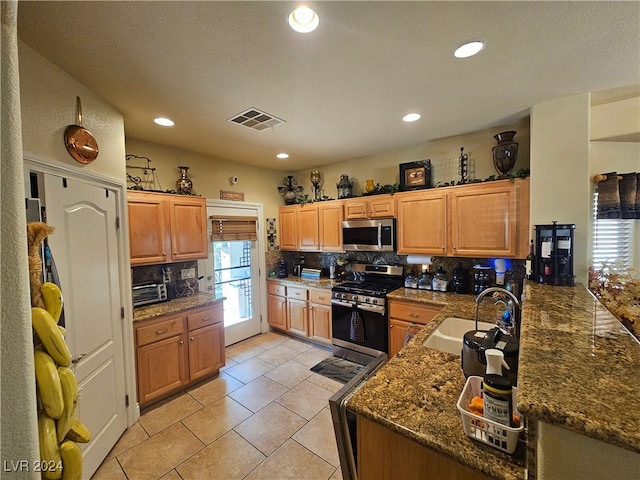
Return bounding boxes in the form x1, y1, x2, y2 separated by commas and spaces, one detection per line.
456, 376, 524, 454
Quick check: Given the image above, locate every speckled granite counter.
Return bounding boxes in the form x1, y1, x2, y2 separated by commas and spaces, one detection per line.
133, 293, 223, 322
517, 282, 640, 453
349, 282, 640, 480
350, 288, 526, 480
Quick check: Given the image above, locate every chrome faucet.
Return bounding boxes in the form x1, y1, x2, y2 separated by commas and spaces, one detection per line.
475, 287, 522, 338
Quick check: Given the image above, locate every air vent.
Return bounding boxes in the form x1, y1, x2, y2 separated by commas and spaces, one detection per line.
228, 108, 285, 131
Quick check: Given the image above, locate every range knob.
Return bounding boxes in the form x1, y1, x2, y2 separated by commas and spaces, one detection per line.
351, 295, 359, 302
363, 297, 371, 303
340, 293, 348, 299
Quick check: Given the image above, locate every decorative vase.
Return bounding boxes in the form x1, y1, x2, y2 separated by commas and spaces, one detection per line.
283, 190, 297, 205
492, 131, 518, 179
176, 166, 193, 194
365, 179, 375, 193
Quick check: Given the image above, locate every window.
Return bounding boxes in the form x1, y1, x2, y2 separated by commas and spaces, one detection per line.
592, 193, 634, 269
212, 240, 252, 327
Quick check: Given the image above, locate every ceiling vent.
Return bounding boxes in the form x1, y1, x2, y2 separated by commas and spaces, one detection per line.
228, 108, 285, 131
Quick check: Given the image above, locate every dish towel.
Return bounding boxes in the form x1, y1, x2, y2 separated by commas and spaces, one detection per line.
349, 306, 366, 343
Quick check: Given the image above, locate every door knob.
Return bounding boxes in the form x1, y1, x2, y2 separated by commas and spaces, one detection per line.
72, 353, 86, 364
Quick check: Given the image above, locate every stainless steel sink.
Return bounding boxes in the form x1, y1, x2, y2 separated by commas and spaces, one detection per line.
423, 317, 495, 355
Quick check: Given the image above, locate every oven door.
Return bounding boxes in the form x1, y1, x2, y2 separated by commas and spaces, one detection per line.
331, 299, 389, 359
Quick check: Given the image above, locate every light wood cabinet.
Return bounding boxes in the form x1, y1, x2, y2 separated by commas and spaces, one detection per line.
278, 201, 345, 252
287, 286, 309, 336
308, 288, 332, 345
128, 191, 208, 265
388, 300, 442, 357
357, 415, 491, 480
343, 194, 395, 219
134, 302, 225, 407
396, 178, 529, 258
267, 282, 288, 330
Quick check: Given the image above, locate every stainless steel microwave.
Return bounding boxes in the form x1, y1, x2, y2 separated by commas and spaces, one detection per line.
341, 219, 395, 252
132, 283, 168, 307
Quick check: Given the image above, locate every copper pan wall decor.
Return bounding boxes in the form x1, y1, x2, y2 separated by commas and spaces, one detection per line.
64, 96, 99, 164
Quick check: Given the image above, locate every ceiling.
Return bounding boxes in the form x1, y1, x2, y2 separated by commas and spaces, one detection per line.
16, 1, 640, 172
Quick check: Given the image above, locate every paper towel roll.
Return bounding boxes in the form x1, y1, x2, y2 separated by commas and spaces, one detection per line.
406, 255, 432, 265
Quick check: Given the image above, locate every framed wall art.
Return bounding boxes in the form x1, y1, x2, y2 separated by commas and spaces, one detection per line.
399, 159, 431, 191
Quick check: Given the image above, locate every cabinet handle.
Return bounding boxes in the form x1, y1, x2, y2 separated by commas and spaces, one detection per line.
408, 313, 419, 318
441, 246, 445, 251
202, 316, 213, 321
156, 328, 169, 335
316, 296, 325, 300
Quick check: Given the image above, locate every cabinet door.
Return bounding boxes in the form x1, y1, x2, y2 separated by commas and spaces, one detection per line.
188, 323, 225, 381
396, 191, 447, 255
168, 196, 208, 261
343, 198, 368, 220
369, 195, 395, 218
449, 182, 517, 257
309, 303, 331, 345
127, 192, 169, 265
319, 202, 344, 252
279, 206, 298, 250
268, 293, 288, 330
298, 204, 320, 251
389, 318, 423, 358
288, 298, 309, 337
136, 334, 188, 407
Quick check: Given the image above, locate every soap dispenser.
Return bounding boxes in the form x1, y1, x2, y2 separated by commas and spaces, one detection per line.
482, 349, 514, 427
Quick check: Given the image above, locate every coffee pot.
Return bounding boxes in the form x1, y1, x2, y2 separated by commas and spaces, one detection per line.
452, 263, 469, 294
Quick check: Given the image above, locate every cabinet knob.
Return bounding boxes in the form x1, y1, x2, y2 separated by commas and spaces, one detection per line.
190, 337, 194, 341
72, 353, 87, 364
453, 245, 457, 250
179, 340, 184, 345
163, 252, 167, 256
156, 328, 169, 335
174, 252, 177, 255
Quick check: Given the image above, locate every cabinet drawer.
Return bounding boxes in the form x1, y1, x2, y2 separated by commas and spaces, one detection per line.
268, 282, 286, 296
187, 302, 223, 331
137, 315, 185, 346
308, 288, 331, 306
389, 301, 442, 325
287, 286, 308, 300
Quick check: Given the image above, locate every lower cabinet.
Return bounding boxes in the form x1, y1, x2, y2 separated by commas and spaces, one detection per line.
388, 299, 443, 357
135, 301, 225, 407
357, 415, 491, 480
267, 280, 332, 346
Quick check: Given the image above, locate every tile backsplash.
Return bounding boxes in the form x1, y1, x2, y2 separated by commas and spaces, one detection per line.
132, 260, 200, 299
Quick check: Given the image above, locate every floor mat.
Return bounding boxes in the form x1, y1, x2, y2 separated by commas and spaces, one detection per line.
310, 356, 365, 384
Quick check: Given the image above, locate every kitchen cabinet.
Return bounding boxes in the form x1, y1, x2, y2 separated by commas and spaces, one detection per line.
396, 178, 530, 258
278, 201, 344, 252
267, 282, 288, 330
388, 299, 442, 357
287, 286, 309, 337
343, 194, 395, 219
308, 287, 332, 345
127, 191, 208, 265
357, 416, 491, 480
134, 302, 224, 407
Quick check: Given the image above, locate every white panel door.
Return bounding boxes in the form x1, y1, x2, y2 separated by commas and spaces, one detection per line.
43, 174, 127, 478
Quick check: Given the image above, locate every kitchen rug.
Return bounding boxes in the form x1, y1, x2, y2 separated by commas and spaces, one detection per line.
310, 356, 365, 384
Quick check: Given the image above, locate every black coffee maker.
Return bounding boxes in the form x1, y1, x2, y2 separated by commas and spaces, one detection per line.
276, 258, 288, 278
534, 222, 575, 286
452, 263, 470, 294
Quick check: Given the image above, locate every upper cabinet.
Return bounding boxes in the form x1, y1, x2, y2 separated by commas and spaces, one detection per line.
397, 178, 530, 258
279, 201, 344, 252
128, 191, 208, 265
343, 194, 395, 220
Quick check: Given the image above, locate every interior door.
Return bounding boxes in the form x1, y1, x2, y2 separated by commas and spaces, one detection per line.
42, 174, 127, 478
201, 202, 263, 346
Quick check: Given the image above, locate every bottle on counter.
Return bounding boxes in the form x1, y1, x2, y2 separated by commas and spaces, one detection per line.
432, 266, 448, 292
525, 239, 535, 280
482, 349, 514, 427
417, 267, 433, 290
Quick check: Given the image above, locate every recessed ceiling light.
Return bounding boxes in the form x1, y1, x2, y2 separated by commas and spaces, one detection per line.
288, 6, 319, 33
277, 153, 289, 159
154, 117, 174, 127
403, 113, 421, 122
453, 41, 485, 59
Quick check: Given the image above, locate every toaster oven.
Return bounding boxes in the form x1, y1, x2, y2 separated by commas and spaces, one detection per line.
132, 283, 168, 307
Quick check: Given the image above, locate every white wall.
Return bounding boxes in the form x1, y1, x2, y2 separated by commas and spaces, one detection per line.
530, 94, 591, 284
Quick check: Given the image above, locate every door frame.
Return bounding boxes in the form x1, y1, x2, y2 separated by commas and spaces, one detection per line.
199, 199, 268, 344
23, 153, 139, 425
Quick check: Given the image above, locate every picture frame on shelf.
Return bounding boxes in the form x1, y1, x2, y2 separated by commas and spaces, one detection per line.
399, 160, 431, 191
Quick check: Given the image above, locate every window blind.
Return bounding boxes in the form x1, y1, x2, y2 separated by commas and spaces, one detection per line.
592, 193, 634, 269
210, 216, 258, 241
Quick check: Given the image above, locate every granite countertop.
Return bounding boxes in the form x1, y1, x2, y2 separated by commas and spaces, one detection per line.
517, 282, 640, 453
133, 293, 223, 322
349, 289, 526, 480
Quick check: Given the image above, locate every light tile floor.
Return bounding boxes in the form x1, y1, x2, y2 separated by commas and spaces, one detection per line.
92, 331, 344, 480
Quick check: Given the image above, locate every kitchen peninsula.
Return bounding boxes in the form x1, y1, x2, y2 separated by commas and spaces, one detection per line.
347, 282, 640, 479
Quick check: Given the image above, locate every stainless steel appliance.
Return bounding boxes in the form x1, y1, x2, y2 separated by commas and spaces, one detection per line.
132, 283, 167, 307
341, 219, 395, 252
331, 264, 404, 364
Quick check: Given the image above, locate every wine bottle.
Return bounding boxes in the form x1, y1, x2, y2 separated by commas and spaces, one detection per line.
525, 239, 534, 280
